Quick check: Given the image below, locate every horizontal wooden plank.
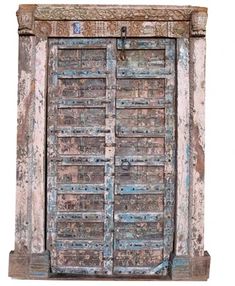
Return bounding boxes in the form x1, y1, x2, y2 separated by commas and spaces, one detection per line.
56, 155, 111, 166
49, 126, 110, 137
115, 184, 165, 194
113, 266, 165, 275
56, 212, 104, 222
116, 126, 165, 137
55, 240, 104, 250
115, 155, 165, 166
57, 98, 108, 108
56, 69, 108, 78
57, 184, 105, 194
116, 98, 165, 109
114, 239, 163, 250
52, 266, 104, 275
49, 38, 110, 47
116, 38, 173, 49
114, 212, 163, 222
117, 68, 172, 78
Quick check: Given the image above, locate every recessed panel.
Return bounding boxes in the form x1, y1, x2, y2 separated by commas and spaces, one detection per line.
57, 222, 104, 240
115, 222, 163, 240
115, 166, 164, 184
57, 108, 105, 127
57, 137, 105, 155
117, 50, 165, 69
58, 78, 106, 98
114, 249, 163, 267
57, 166, 104, 184
116, 137, 164, 156
115, 194, 164, 212
57, 194, 104, 212
58, 49, 106, 69
57, 250, 103, 267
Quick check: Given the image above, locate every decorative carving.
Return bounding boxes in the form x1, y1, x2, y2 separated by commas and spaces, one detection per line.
35, 21, 52, 38
33, 5, 207, 21
168, 21, 190, 38
16, 5, 37, 35
56, 21, 69, 36
191, 11, 207, 37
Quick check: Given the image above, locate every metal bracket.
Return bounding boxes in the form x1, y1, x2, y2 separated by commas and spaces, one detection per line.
120, 26, 127, 61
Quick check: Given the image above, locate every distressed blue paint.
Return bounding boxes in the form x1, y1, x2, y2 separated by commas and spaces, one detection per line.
115, 213, 163, 222
116, 98, 165, 109
58, 155, 109, 166
53, 266, 103, 275
58, 98, 107, 108
57, 69, 107, 79
53, 126, 110, 137
117, 68, 172, 78
115, 155, 165, 166
57, 184, 105, 194
116, 126, 165, 137
117, 38, 172, 50
57, 212, 104, 222
55, 240, 104, 250
73, 22, 81, 34
115, 183, 166, 194
114, 239, 163, 250
50, 38, 109, 47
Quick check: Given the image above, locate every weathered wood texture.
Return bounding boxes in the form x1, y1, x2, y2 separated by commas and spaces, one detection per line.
46, 38, 175, 277
15, 36, 35, 254
175, 39, 190, 256
189, 37, 206, 257
10, 4, 209, 281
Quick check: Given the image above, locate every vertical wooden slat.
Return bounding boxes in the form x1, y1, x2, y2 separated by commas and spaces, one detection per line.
163, 39, 176, 265
47, 42, 58, 269
189, 38, 206, 257
15, 36, 35, 253
31, 38, 48, 253
175, 38, 190, 256
103, 39, 116, 274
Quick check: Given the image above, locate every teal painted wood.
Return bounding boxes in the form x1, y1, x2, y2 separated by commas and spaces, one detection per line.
47, 37, 176, 277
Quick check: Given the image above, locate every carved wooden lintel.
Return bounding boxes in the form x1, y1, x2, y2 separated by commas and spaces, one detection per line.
16, 5, 207, 37
191, 12, 208, 37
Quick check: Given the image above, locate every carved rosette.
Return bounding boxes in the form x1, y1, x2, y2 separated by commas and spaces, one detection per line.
191, 12, 207, 37
16, 5, 37, 35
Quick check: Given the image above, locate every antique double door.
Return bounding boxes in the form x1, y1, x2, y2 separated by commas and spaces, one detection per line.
47, 37, 176, 277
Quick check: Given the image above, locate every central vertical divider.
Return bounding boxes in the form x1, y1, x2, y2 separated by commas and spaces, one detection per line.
103, 39, 116, 274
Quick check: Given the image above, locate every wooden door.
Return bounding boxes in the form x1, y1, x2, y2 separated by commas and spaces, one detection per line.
47, 38, 176, 277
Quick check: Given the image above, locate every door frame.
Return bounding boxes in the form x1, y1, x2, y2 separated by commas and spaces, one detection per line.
9, 4, 210, 280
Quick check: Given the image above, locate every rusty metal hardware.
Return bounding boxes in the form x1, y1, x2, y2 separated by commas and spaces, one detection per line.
120, 158, 131, 171
120, 26, 127, 61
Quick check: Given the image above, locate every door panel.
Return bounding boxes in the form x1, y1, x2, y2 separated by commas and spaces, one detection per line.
47, 38, 175, 276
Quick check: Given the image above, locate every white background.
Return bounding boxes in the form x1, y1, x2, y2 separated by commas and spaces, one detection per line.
0, 0, 234, 285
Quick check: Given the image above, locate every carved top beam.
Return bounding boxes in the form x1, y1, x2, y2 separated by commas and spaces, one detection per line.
16, 4, 207, 37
